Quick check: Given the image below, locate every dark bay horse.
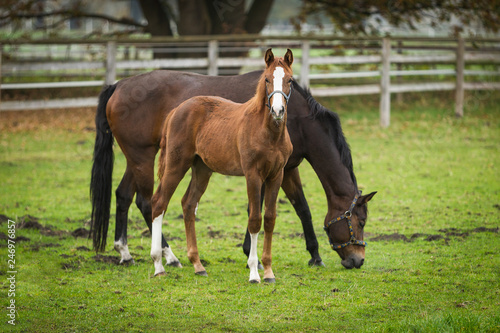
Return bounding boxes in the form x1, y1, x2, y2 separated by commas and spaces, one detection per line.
150, 49, 293, 282
91, 55, 376, 270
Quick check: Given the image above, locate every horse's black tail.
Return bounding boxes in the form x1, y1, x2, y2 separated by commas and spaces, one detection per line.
90, 84, 117, 252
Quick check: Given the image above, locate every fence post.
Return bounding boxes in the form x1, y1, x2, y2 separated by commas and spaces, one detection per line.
380, 37, 391, 128
208, 40, 219, 76
455, 36, 465, 118
396, 40, 403, 105
300, 40, 310, 87
105, 41, 117, 85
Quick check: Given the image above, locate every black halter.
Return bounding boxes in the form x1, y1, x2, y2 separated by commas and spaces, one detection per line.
323, 192, 367, 251
265, 84, 292, 110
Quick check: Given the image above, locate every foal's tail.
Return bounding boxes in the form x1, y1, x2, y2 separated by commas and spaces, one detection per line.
90, 84, 117, 252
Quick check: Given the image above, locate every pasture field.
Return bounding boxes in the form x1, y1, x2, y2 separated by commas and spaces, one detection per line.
0, 91, 499, 332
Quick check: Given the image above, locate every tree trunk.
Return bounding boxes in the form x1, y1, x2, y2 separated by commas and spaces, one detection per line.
245, 0, 275, 33
178, 0, 211, 35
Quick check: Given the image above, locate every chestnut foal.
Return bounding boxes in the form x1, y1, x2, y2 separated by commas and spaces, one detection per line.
150, 49, 294, 283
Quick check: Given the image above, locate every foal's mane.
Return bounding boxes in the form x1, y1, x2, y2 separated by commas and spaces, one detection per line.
292, 81, 358, 188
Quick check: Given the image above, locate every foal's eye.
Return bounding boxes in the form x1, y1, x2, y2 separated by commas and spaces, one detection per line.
265, 78, 270, 83
288, 79, 293, 83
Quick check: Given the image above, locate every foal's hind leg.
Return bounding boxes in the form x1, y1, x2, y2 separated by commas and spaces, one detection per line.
136, 192, 181, 268
150, 158, 193, 276
181, 157, 212, 276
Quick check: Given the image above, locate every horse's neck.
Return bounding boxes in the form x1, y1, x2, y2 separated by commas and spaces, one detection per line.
306, 128, 357, 217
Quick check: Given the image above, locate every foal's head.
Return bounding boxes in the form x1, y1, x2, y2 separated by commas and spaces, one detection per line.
263, 48, 294, 121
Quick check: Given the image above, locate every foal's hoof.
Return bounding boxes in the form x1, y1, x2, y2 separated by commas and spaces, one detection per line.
308, 258, 325, 267
195, 270, 208, 277
263, 278, 276, 283
120, 258, 135, 266
167, 261, 182, 268
249, 279, 261, 284
154, 271, 167, 277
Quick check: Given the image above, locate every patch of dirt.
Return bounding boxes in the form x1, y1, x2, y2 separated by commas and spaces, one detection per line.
76, 246, 90, 251
28, 242, 61, 251
71, 228, 90, 238
288, 232, 304, 239
371, 226, 498, 243
93, 254, 121, 265
0, 232, 30, 244
218, 257, 236, 264
0, 214, 13, 224
16, 215, 69, 237
370, 233, 408, 242
425, 235, 444, 241
472, 227, 498, 233
208, 230, 223, 239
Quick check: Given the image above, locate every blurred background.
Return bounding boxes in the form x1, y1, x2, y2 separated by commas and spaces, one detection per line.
0, 0, 499, 122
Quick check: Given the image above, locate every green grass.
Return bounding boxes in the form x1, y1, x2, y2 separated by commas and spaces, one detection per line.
0, 91, 499, 332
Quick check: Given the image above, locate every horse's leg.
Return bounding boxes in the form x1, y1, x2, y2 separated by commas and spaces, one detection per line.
243, 186, 264, 270
261, 171, 284, 283
136, 191, 181, 268
181, 158, 212, 276
150, 155, 193, 277
114, 166, 136, 264
281, 168, 324, 267
245, 173, 264, 283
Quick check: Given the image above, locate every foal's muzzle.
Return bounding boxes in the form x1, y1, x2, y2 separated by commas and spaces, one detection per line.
266, 86, 292, 121
272, 106, 286, 120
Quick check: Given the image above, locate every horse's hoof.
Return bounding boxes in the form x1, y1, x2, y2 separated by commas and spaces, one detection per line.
167, 261, 182, 268
120, 258, 135, 266
308, 259, 325, 267
263, 278, 275, 283
195, 270, 208, 276
249, 279, 261, 284
154, 271, 166, 277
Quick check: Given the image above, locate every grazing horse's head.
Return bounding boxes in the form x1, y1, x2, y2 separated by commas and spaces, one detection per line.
324, 191, 377, 269
263, 48, 294, 121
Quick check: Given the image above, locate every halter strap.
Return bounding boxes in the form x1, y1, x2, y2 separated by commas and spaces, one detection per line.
323, 193, 367, 250
265, 84, 293, 110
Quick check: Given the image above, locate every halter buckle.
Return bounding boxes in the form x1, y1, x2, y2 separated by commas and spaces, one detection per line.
344, 210, 352, 218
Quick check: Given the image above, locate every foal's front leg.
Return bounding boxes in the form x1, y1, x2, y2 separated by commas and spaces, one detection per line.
261, 172, 284, 283
245, 174, 264, 283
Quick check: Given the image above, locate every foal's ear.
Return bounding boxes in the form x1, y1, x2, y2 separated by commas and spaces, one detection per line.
265, 48, 274, 67
357, 191, 377, 206
284, 49, 293, 67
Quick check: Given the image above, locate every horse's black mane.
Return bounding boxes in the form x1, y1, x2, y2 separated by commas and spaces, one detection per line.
292, 81, 358, 188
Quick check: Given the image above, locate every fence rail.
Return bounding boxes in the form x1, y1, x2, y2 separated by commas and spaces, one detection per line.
1, 35, 499, 126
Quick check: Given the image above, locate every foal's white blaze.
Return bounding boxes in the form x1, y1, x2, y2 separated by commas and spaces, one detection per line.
114, 238, 133, 264
271, 66, 285, 118
151, 212, 166, 275
248, 232, 260, 283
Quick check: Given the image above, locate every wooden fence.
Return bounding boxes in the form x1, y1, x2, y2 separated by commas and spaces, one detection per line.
1, 35, 499, 127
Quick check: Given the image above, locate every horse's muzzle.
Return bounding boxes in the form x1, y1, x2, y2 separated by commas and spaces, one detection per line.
341, 255, 364, 269
271, 106, 285, 121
